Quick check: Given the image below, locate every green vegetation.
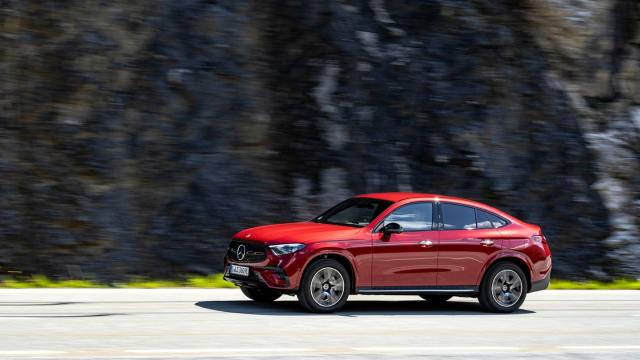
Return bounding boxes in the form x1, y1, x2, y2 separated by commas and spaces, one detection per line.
0, 275, 106, 289
184, 274, 236, 288
1, 275, 639, 289
549, 279, 640, 290
0, 274, 236, 289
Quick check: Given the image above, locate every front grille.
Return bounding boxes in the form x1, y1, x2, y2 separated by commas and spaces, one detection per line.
227, 240, 267, 263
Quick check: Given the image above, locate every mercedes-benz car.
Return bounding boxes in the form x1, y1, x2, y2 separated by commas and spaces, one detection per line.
223, 192, 552, 313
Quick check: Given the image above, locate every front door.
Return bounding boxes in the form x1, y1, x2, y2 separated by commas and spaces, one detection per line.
371, 202, 438, 288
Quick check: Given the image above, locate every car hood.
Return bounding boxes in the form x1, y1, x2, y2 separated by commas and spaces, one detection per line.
233, 222, 364, 244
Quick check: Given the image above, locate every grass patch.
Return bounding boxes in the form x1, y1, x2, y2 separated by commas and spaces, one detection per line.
0, 275, 105, 289
0, 274, 236, 289
185, 274, 236, 288
550, 279, 640, 290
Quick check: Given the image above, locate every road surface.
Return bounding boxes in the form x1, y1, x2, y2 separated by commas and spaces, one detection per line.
0, 289, 638, 359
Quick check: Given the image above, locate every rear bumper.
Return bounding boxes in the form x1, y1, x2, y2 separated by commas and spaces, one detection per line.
530, 271, 550, 292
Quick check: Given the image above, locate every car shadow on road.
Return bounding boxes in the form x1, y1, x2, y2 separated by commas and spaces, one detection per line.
0, 302, 78, 306
195, 299, 535, 316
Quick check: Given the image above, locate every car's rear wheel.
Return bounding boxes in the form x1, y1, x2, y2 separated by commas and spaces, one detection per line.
240, 286, 282, 302
479, 262, 527, 313
297, 259, 350, 313
419, 295, 452, 304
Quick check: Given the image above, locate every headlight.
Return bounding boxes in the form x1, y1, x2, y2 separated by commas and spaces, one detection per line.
268, 243, 305, 256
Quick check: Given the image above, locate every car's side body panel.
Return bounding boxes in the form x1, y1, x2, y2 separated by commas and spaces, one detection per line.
437, 227, 503, 286
370, 230, 439, 287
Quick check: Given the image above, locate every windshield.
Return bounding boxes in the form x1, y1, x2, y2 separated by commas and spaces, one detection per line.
313, 197, 393, 227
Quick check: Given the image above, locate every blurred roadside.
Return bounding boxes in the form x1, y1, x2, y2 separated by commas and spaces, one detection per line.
0, 275, 639, 290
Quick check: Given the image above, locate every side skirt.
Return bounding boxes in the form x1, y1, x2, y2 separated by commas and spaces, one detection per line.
355, 285, 478, 296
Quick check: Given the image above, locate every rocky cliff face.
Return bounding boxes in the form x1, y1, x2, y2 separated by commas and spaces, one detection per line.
1, 0, 638, 280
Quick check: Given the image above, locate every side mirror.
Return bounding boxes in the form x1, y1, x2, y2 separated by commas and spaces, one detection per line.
382, 222, 403, 235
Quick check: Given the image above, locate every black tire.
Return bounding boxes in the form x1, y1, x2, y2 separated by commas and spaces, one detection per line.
419, 295, 452, 304
479, 262, 527, 313
240, 286, 282, 302
297, 259, 351, 313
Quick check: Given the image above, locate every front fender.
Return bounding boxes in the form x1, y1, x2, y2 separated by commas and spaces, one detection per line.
293, 241, 364, 290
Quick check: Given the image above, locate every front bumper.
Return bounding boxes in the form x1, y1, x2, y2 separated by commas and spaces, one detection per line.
224, 240, 310, 291
223, 264, 293, 291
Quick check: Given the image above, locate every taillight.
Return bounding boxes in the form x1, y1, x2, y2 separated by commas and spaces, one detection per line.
531, 235, 546, 244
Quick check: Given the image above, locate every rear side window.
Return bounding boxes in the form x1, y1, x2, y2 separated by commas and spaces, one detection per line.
384, 202, 434, 231
476, 209, 508, 229
441, 203, 476, 230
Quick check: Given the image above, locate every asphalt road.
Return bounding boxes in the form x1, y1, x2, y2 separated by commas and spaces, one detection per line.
0, 289, 639, 359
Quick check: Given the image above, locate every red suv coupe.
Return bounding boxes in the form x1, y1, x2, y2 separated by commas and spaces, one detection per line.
224, 193, 551, 313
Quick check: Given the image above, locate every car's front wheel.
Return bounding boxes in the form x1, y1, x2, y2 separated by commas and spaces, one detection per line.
479, 262, 527, 313
297, 259, 350, 313
240, 286, 282, 302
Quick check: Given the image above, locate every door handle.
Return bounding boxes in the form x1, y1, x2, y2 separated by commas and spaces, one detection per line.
418, 240, 433, 247
480, 239, 495, 246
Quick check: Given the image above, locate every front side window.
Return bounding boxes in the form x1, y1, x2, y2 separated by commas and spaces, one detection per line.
383, 202, 434, 231
441, 203, 477, 230
313, 198, 393, 227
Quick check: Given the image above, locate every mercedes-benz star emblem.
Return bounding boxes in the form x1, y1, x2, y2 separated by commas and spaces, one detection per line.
236, 244, 246, 261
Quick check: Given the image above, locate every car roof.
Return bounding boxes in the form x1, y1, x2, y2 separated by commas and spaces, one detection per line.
354, 192, 460, 202
354, 192, 516, 221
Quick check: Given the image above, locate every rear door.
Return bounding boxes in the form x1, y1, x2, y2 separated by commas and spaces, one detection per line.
371, 202, 438, 288
437, 203, 503, 287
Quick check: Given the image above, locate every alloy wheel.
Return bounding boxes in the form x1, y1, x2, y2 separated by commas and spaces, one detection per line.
309, 267, 345, 307
491, 269, 523, 307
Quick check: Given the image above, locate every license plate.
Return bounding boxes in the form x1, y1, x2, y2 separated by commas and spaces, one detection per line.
229, 264, 250, 277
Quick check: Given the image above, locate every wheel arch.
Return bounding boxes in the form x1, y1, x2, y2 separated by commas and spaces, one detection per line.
480, 255, 532, 292
301, 251, 357, 294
